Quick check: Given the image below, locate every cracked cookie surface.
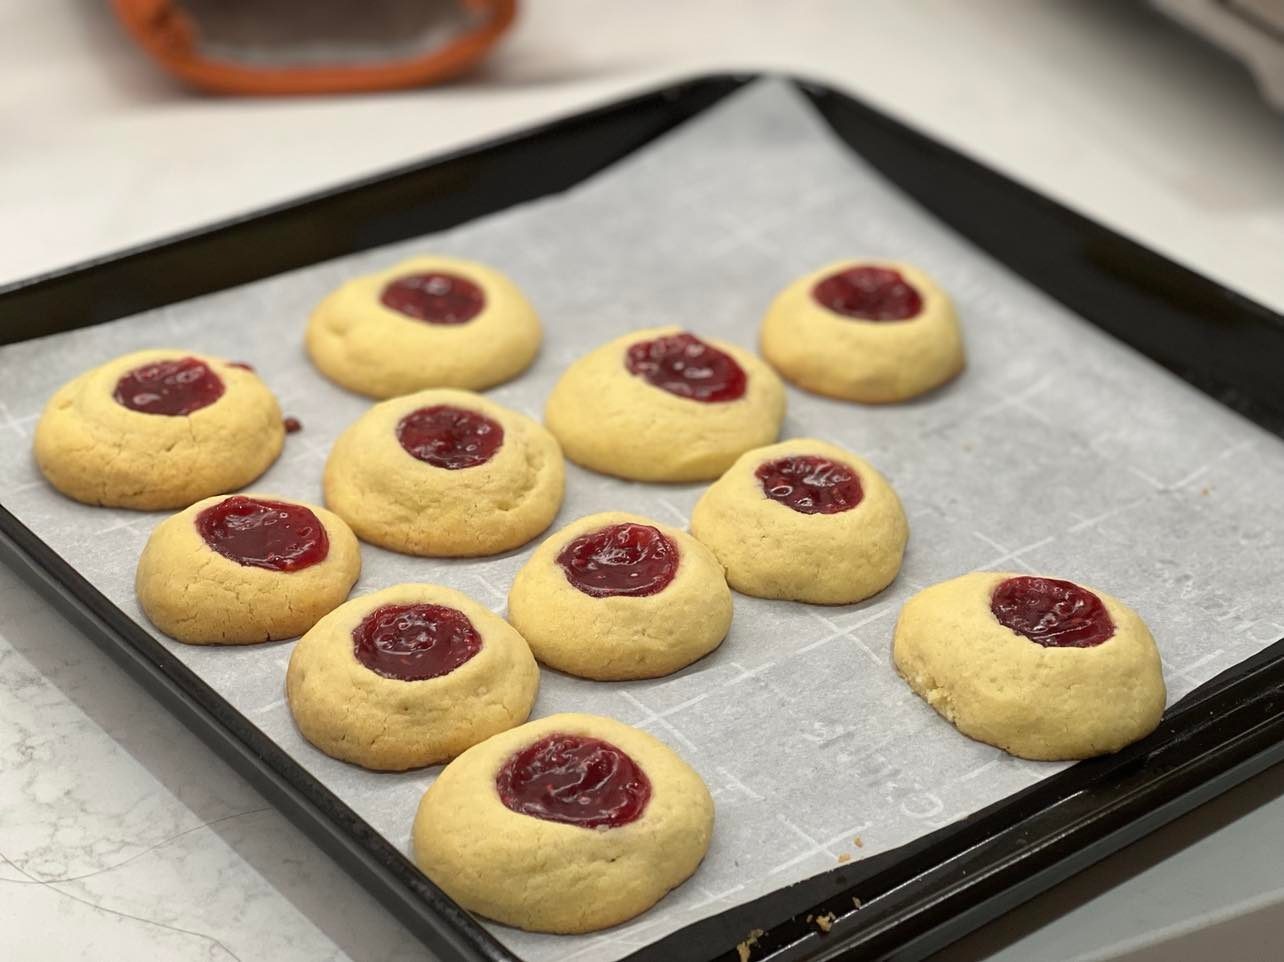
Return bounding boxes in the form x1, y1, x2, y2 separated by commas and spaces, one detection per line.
306, 255, 541, 398
34, 348, 285, 510
508, 512, 732, 679
286, 583, 539, 771
691, 438, 908, 604
135, 493, 361, 645
893, 571, 1166, 760
323, 388, 565, 556
412, 712, 713, 932
544, 326, 785, 482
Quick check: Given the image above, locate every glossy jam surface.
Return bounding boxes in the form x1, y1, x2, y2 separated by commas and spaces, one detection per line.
755, 456, 863, 515
496, 733, 651, 828
352, 603, 482, 681
990, 576, 1116, 648
811, 266, 923, 321
625, 332, 747, 402
196, 496, 329, 572
113, 357, 225, 416
380, 272, 485, 324
556, 523, 678, 598
396, 405, 503, 470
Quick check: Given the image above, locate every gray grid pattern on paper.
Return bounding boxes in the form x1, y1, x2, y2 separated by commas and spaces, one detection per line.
1, 81, 1282, 962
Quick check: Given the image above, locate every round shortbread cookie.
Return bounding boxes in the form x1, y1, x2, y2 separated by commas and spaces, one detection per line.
893, 571, 1166, 760
306, 255, 541, 398
323, 388, 564, 556
544, 326, 785, 482
690, 438, 908, 605
136, 493, 361, 645
34, 349, 284, 510
412, 712, 713, 933
759, 260, 964, 403
508, 512, 733, 680
287, 583, 539, 771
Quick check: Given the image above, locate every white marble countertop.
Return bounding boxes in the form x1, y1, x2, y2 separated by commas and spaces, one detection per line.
2, 3, 1283, 961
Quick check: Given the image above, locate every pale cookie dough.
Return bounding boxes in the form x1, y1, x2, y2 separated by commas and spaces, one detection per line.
287, 583, 539, 771
412, 712, 713, 933
136, 493, 361, 645
34, 349, 284, 510
306, 255, 541, 398
691, 438, 908, 605
508, 512, 733, 680
760, 259, 964, 403
324, 388, 564, 556
893, 571, 1166, 760
544, 326, 785, 482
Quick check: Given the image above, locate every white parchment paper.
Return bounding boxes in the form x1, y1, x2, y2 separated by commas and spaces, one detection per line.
2, 81, 1283, 962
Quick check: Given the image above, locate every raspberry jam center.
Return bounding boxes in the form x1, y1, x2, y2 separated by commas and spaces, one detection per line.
196, 496, 329, 572
812, 266, 923, 320
756, 456, 864, 514
625, 332, 747, 402
556, 523, 679, 598
380, 272, 485, 324
396, 405, 503, 469
113, 357, 225, 416
990, 576, 1115, 648
496, 733, 651, 828
352, 603, 482, 681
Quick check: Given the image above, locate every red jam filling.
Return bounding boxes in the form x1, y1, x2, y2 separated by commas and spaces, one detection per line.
556, 523, 678, 598
352, 603, 482, 681
113, 357, 225, 416
811, 265, 923, 320
396, 405, 503, 470
625, 332, 747, 402
283, 416, 302, 433
990, 576, 1116, 648
196, 495, 329, 572
380, 272, 485, 324
496, 733, 651, 828
755, 456, 863, 514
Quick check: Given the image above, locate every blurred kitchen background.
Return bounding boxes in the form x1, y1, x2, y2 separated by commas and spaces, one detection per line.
3, 1, 1282, 312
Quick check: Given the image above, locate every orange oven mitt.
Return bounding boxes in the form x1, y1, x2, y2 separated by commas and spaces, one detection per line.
112, 0, 516, 95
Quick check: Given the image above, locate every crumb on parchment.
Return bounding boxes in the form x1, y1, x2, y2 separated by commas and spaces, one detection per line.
837, 853, 851, 864
853, 835, 864, 848
806, 912, 837, 933
736, 928, 765, 962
